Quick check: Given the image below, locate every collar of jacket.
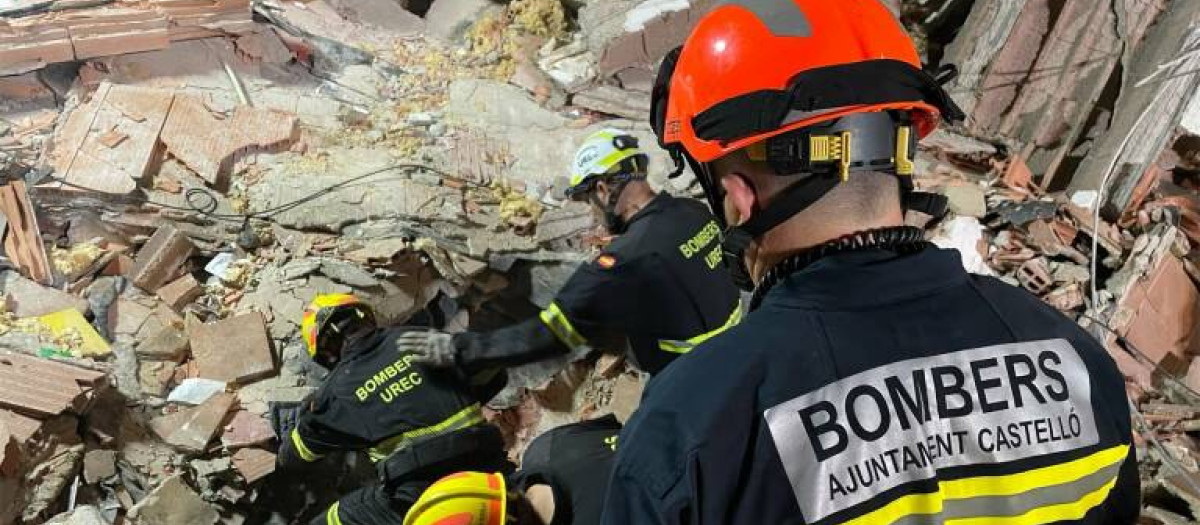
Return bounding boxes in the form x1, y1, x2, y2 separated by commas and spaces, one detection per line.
623, 192, 671, 229
341, 327, 388, 360
758, 247, 970, 311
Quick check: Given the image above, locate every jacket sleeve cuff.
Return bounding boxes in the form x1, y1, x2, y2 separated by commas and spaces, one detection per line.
290, 428, 325, 462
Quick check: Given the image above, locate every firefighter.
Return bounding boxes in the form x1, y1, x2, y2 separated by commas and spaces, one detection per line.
401, 128, 741, 377
401, 415, 623, 525
601, 1, 1138, 523
275, 294, 511, 525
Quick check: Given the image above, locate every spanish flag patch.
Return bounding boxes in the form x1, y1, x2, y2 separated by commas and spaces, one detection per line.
595, 254, 617, 269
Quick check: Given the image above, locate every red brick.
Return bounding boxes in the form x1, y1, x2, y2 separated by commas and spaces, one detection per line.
156, 274, 202, 311
189, 312, 275, 384
129, 224, 195, 293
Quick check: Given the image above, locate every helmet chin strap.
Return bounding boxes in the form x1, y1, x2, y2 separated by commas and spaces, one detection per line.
590, 178, 635, 234
709, 169, 947, 294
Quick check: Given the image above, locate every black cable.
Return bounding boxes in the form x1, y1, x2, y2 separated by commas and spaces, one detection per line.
46, 163, 473, 224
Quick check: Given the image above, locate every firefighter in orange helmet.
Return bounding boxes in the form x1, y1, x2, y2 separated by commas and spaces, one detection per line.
603, 1, 1137, 523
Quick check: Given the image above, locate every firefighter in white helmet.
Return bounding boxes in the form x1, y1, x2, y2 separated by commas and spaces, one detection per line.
402, 129, 741, 378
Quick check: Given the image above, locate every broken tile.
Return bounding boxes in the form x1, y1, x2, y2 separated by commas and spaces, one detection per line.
128, 474, 220, 525
47, 83, 175, 194
149, 393, 234, 453
221, 410, 274, 449
82, 449, 116, 484
159, 94, 299, 186
0, 351, 106, 418
189, 312, 275, 384
0, 181, 53, 285
1119, 256, 1200, 367
231, 448, 276, 484
156, 274, 202, 311
129, 224, 195, 293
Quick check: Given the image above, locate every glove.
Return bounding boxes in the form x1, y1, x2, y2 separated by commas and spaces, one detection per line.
398, 330, 458, 369
268, 401, 305, 439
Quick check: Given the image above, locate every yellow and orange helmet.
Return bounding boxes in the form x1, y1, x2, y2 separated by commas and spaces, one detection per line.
404, 472, 507, 525
301, 294, 374, 362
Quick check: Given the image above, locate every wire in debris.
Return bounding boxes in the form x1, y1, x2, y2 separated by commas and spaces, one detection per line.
46, 163, 475, 224
1078, 312, 1200, 496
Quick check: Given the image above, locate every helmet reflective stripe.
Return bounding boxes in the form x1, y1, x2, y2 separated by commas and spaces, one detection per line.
403, 472, 507, 525
568, 129, 647, 194
301, 293, 370, 359
717, 0, 812, 37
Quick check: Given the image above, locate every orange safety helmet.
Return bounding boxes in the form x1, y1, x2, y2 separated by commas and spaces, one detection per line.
652, 0, 961, 165
649, 0, 964, 292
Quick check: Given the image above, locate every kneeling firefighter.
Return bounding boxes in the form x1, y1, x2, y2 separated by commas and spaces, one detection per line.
401, 415, 624, 525
274, 294, 511, 525
402, 129, 742, 378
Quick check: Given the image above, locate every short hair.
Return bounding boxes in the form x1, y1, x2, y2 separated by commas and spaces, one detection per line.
714, 150, 900, 222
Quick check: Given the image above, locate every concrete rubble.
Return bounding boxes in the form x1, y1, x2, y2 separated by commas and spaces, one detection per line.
0, 0, 1196, 522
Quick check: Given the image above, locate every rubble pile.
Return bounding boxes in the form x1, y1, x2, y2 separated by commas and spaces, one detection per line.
0, 0, 1196, 522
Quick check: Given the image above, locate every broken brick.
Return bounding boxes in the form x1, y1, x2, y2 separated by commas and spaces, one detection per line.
1119, 256, 1200, 368
231, 448, 276, 484
128, 224, 195, 293
156, 274, 202, 311
221, 410, 275, 450
189, 312, 275, 384
149, 393, 235, 453
158, 95, 299, 186
1016, 258, 1053, 295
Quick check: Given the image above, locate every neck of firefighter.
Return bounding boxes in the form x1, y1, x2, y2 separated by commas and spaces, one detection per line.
718, 158, 904, 285
611, 178, 656, 221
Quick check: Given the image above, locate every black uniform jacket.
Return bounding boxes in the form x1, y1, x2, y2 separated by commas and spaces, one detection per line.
601, 247, 1138, 525
515, 415, 623, 525
549, 193, 741, 374
279, 327, 501, 473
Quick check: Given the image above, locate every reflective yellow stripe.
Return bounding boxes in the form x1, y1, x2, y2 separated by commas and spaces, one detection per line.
950, 478, 1117, 525
842, 444, 1129, 525
326, 501, 342, 525
539, 302, 588, 350
290, 428, 323, 462
658, 303, 743, 354
368, 404, 486, 462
